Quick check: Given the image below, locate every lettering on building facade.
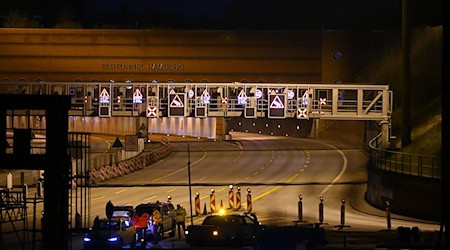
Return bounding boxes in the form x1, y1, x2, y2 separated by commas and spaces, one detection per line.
101, 63, 184, 71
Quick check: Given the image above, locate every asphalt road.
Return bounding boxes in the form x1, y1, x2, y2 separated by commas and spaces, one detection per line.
1, 132, 441, 249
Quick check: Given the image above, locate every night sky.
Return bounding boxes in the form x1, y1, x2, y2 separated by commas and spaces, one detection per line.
0, 0, 444, 29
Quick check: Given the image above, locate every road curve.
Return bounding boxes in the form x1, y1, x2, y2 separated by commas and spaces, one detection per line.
89, 132, 440, 232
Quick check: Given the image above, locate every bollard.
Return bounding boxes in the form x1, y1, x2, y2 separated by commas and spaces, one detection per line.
210, 188, 216, 213
340, 199, 345, 227
298, 195, 303, 222
386, 201, 391, 230
37, 179, 43, 198
247, 188, 252, 213
228, 185, 234, 209
195, 192, 200, 215
236, 186, 241, 210
202, 203, 207, 215
319, 196, 324, 224
7, 172, 13, 190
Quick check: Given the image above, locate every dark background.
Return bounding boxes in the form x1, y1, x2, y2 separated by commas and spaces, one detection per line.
0, 0, 443, 29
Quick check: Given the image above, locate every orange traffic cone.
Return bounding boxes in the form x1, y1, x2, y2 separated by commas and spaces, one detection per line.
203, 203, 207, 215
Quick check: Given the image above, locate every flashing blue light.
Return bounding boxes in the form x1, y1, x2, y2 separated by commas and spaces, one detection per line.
83, 237, 92, 242
108, 236, 118, 242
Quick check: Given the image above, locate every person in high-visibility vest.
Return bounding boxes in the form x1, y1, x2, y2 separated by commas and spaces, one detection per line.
175, 204, 187, 239
152, 207, 162, 243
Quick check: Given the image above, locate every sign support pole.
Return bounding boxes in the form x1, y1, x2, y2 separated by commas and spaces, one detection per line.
187, 143, 193, 226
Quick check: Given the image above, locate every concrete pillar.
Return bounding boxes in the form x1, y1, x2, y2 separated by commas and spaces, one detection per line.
309, 119, 319, 138
380, 120, 390, 149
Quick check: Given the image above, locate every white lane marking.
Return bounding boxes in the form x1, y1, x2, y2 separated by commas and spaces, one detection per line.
314, 140, 348, 197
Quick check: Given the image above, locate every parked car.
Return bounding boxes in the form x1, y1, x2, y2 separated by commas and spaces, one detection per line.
133, 201, 176, 244
83, 217, 137, 249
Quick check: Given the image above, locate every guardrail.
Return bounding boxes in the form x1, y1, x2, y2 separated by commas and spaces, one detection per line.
368, 133, 441, 179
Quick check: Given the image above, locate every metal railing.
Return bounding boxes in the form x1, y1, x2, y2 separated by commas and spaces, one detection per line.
368, 133, 441, 179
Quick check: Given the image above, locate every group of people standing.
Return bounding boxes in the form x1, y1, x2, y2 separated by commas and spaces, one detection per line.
130, 204, 187, 243
132, 207, 163, 243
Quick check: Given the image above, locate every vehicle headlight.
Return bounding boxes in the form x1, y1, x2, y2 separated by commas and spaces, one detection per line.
108, 236, 118, 242
185, 230, 189, 235
83, 237, 92, 242
212, 230, 219, 236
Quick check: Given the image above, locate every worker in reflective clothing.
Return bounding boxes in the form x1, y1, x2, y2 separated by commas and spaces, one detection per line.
132, 211, 150, 240
152, 207, 162, 243
175, 204, 187, 239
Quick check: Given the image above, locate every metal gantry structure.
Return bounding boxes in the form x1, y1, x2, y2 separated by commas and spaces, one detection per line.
0, 81, 392, 121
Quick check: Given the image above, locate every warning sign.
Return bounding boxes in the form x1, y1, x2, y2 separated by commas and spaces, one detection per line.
270, 96, 285, 108
170, 94, 184, 107
99, 88, 110, 104
237, 90, 247, 105
133, 89, 143, 104
200, 89, 210, 104
125, 135, 138, 151
168, 93, 186, 117
268, 94, 286, 119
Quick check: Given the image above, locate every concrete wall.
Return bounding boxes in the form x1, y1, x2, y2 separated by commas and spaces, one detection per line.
366, 167, 442, 222
0, 29, 322, 83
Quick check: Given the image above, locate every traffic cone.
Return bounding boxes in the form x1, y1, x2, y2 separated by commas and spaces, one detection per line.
203, 203, 207, 215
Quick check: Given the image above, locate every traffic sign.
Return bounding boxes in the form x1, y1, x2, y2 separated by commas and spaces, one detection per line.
112, 137, 123, 148
268, 93, 286, 119
195, 106, 207, 118
125, 135, 138, 151
133, 88, 143, 103
200, 89, 210, 104
244, 107, 256, 118
146, 105, 158, 118
168, 93, 186, 117
237, 89, 247, 105
99, 88, 110, 104
297, 107, 309, 119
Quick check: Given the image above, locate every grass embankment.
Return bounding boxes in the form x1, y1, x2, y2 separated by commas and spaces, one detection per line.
391, 96, 441, 157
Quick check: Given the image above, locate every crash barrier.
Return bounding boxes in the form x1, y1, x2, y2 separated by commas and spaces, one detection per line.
210, 188, 216, 213
195, 192, 200, 215
228, 185, 234, 209
236, 186, 241, 209
247, 188, 252, 213
90, 143, 172, 183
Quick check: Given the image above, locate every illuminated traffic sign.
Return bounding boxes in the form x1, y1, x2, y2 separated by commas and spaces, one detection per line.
268, 93, 286, 119
146, 106, 158, 118
237, 90, 247, 105
99, 88, 110, 104
168, 93, 186, 117
133, 88, 143, 104
200, 89, 210, 104
297, 108, 309, 119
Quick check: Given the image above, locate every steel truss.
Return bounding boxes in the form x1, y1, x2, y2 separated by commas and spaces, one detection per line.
0, 81, 392, 121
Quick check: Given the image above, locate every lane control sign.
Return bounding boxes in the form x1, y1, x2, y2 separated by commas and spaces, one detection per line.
168, 92, 186, 117
268, 93, 286, 119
